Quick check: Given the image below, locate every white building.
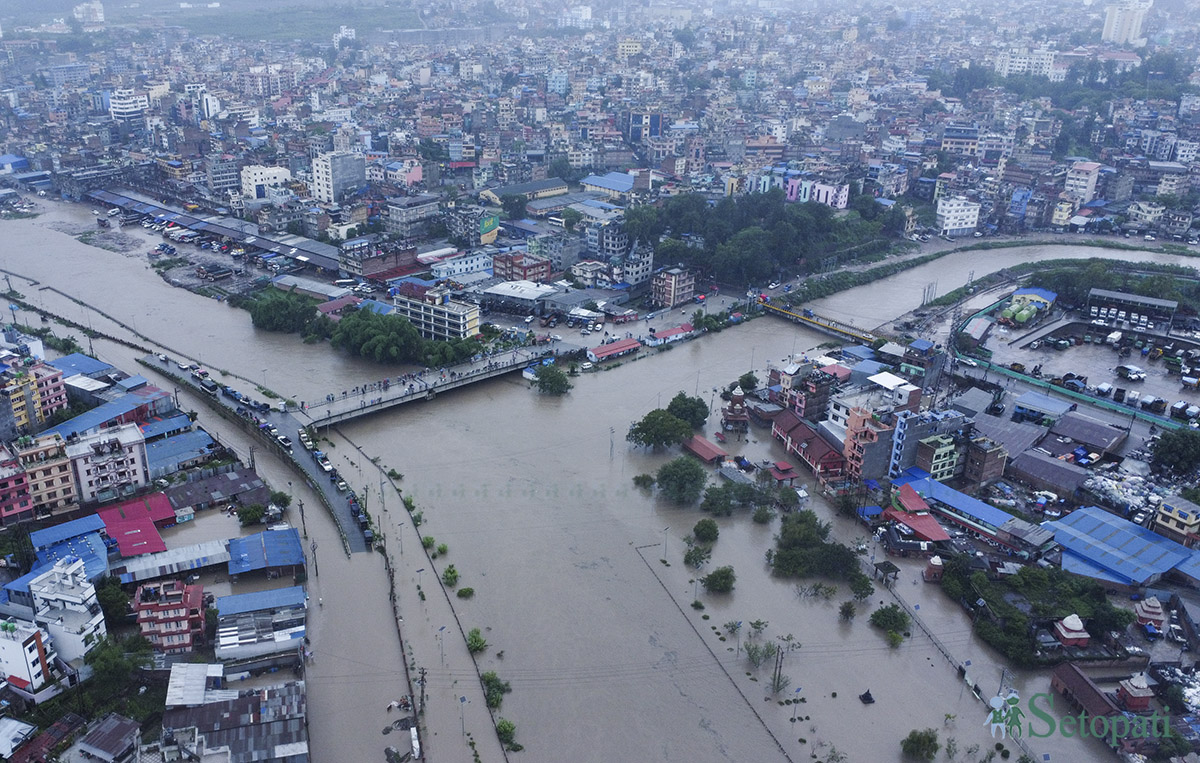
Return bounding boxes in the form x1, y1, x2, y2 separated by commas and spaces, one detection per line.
0, 618, 58, 694
240, 165, 293, 200
390, 287, 480, 340
993, 48, 1055, 78
108, 88, 148, 124
1065, 161, 1102, 204
1102, 0, 1152, 45
311, 152, 365, 204
429, 251, 493, 279
936, 196, 981, 237
66, 423, 148, 505
29, 558, 106, 664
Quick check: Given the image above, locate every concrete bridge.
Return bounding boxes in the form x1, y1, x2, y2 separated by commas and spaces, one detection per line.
300, 347, 549, 427
759, 301, 878, 344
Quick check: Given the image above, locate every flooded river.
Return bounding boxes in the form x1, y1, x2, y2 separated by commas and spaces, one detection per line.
5, 203, 1181, 760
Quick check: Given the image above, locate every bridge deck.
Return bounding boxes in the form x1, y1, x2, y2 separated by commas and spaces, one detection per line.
760, 302, 877, 344
303, 348, 547, 427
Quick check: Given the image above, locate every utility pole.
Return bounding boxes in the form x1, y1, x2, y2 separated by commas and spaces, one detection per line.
248, 446, 256, 471
298, 499, 307, 538
419, 668, 427, 715
310, 540, 318, 577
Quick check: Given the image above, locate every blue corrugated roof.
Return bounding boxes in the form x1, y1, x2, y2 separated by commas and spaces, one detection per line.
358, 300, 394, 315
227, 529, 304, 575
36, 533, 108, 580
581, 172, 635, 193
909, 338, 934, 352
30, 515, 106, 550
140, 414, 193, 440
145, 430, 215, 471
911, 477, 1013, 529
116, 375, 149, 390
1045, 506, 1193, 586
43, 393, 150, 440
1013, 287, 1058, 303
1013, 391, 1074, 417
48, 353, 112, 378
842, 345, 877, 361
217, 585, 306, 617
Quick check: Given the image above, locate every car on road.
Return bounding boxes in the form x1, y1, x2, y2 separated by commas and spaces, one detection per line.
276, 435, 292, 450
524, 315, 535, 324
176, 360, 190, 370
335, 480, 348, 492
156, 353, 168, 362
768, 282, 780, 290
551, 334, 562, 341
959, 358, 978, 367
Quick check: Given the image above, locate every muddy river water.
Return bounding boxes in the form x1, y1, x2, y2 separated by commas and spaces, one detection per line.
5, 203, 1196, 761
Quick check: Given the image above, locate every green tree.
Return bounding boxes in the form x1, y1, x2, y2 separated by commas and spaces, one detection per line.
870, 603, 911, 637
900, 728, 940, 761
737, 372, 758, 391
499, 194, 527, 220
467, 628, 488, 654
683, 544, 711, 568
622, 204, 663, 244
666, 391, 709, 428
442, 565, 459, 587
248, 289, 319, 333
237, 504, 266, 525
693, 518, 719, 543
481, 671, 511, 709
496, 717, 517, 746
839, 601, 856, 621
702, 565, 736, 593
535, 364, 572, 395
627, 409, 693, 449
656, 457, 708, 504
561, 207, 583, 232
95, 576, 130, 626
850, 572, 875, 601
269, 490, 292, 508
1152, 429, 1200, 475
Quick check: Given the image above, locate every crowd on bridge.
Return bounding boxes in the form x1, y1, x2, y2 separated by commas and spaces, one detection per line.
312, 348, 540, 411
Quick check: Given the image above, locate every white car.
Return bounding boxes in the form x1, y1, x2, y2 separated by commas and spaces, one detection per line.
524, 316, 535, 324
550, 334, 562, 341
768, 282, 781, 290
959, 358, 978, 367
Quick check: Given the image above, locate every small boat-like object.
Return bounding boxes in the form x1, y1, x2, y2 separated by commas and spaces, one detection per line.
859, 690, 875, 705
714, 431, 726, 443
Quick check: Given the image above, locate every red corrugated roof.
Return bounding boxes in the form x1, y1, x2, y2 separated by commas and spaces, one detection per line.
898, 483, 932, 513
101, 493, 176, 525
7, 675, 29, 689
589, 338, 641, 359
100, 515, 166, 557
882, 507, 950, 542
683, 435, 727, 463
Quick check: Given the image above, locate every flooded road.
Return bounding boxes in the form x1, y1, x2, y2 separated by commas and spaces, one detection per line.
1, 204, 1161, 760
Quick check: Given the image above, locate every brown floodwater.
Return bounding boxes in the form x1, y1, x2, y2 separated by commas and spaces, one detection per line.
5, 203, 1172, 761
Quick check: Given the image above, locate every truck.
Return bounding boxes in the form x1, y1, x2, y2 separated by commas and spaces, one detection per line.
1095, 383, 1113, 397
199, 378, 219, 396
1116, 365, 1146, 382
1106, 331, 1123, 345
1183, 376, 1200, 391
1172, 401, 1190, 419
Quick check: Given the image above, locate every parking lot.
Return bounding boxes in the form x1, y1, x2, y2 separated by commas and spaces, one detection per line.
982, 318, 1200, 420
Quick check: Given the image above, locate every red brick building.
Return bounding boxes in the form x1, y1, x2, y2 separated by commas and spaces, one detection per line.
492, 251, 552, 283
134, 580, 205, 653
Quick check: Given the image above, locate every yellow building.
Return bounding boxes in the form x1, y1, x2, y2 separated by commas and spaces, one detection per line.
1155, 495, 1200, 547
15, 434, 77, 516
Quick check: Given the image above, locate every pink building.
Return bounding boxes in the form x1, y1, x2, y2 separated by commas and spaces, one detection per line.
33, 363, 68, 422
0, 445, 32, 526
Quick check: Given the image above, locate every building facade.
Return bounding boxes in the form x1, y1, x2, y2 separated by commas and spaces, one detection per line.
311, 152, 365, 204
936, 196, 981, 237
390, 288, 480, 340
134, 580, 205, 654
14, 433, 77, 516
66, 424, 149, 505
651, 267, 695, 308
29, 558, 107, 664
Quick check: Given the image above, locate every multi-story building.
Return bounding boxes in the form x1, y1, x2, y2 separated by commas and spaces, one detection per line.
14, 433, 76, 516
204, 155, 240, 196
527, 232, 583, 271
843, 407, 895, 482
1154, 495, 1200, 547
134, 580, 205, 654
916, 434, 959, 482
651, 267, 695, 308
887, 410, 967, 479
1102, 0, 1152, 45
311, 152, 365, 204
936, 196, 981, 237
29, 558, 106, 664
993, 48, 1056, 78
940, 124, 980, 157
493, 252, 552, 283
108, 89, 148, 124
385, 195, 441, 239
964, 437, 1007, 487
66, 423, 148, 505
1, 361, 67, 436
0, 619, 58, 696
614, 240, 654, 286
0, 444, 32, 526
1065, 161, 1102, 204
430, 251, 494, 280
390, 285, 480, 341
445, 205, 499, 247
240, 165, 292, 200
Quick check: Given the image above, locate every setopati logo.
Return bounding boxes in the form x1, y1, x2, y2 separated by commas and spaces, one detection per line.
984, 691, 1170, 745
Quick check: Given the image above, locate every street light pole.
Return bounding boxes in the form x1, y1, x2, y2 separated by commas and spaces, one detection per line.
662, 526, 669, 559
438, 625, 446, 665
792, 687, 803, 722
